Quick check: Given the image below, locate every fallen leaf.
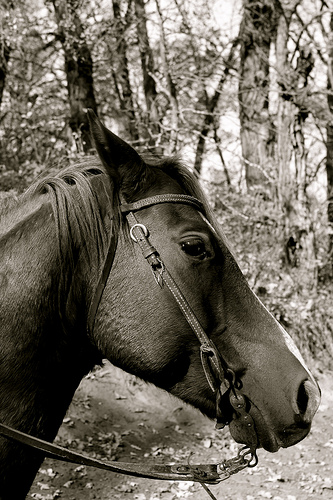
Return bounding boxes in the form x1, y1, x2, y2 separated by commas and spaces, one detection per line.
63, 481, 74, 488
202, 438, 212, 448
37, 482, 50, 490
115, 392, 127, 400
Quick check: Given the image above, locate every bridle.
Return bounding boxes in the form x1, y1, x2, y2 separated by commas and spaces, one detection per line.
0, 193, 259, 497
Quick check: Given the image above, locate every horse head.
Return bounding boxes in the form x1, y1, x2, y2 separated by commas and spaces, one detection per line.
87, 110, 320, 454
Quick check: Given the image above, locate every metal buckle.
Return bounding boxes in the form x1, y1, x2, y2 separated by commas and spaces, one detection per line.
130, 223, 149, 242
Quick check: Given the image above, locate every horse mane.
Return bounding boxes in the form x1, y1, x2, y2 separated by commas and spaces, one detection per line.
2, 154, 223, 268
22, 159, 113, 329
25, 158, 112, 270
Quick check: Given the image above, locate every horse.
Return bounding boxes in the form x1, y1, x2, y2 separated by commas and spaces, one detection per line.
0, 110, 320, 499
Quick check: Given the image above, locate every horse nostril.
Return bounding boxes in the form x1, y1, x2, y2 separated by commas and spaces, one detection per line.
296, 379, 321, 423
297, 381, 309, 416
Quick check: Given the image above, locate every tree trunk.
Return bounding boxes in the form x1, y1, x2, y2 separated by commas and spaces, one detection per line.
275, 3, 293, 210
155, 0, 179, 154
275, 2, 316, 286
326, 13, 333, 270
134, 0, 160, 147
0, 39, 10, 110
112, 0, 139, 145
194, 38, 238, 176
52, 0, 97, 153
238, 0, 276, 192
326, 121, 333, 269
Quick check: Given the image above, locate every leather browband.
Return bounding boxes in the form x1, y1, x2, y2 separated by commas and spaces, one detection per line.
120, 194, 205, 214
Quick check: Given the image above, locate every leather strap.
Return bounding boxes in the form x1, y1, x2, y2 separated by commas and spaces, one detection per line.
124, 204, 230, 394
87, 194, 204, 336
87, 219, 118, 336
121, 194, 205, 215
0, 423, 221, 483
122, 196, 258, 443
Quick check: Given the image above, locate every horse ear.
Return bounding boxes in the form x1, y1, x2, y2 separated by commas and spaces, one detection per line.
87, 109, 144, 183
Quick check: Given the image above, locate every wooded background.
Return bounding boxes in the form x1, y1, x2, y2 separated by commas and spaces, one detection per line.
0, 0, 332, 364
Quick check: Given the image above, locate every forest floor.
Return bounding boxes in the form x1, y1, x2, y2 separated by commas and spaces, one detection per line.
29, 361, 333, 500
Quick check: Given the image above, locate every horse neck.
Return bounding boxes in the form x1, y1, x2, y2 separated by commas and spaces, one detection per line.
0, 196, 99, 498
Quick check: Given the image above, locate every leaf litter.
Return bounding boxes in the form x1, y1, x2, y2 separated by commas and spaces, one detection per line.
29, 363, 333, 500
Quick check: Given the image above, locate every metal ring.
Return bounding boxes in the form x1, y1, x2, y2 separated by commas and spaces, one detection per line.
238, 446, 258, 467
130, 223, 149, 242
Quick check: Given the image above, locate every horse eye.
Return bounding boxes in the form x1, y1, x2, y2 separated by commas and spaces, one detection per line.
181, 239, 207, 259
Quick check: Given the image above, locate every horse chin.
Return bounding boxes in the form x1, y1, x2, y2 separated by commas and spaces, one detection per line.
228, 403, 281, 453
250, 405, 281, 452
229, 401, 312, 453
229, 422, 280, 453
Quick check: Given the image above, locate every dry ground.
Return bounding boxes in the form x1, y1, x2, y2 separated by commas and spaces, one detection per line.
29, 362, 332, 500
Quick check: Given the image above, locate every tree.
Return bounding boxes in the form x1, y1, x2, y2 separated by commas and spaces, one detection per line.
134, 0, 160, 147
194, 38, 238, 179
110, 0, 139, 144
326, 11, 333, 270
0, 0, 330, 362
51, 0, 97, 153
274, 0, 318, 285
238, 0, 277, 192
154, 0, 180, 154
0, 38, 10, 110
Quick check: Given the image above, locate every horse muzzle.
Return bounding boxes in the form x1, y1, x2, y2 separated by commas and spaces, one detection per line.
227, 377, 321, 453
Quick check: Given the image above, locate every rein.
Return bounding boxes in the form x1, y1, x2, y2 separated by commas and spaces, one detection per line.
0, 193, 258, 498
